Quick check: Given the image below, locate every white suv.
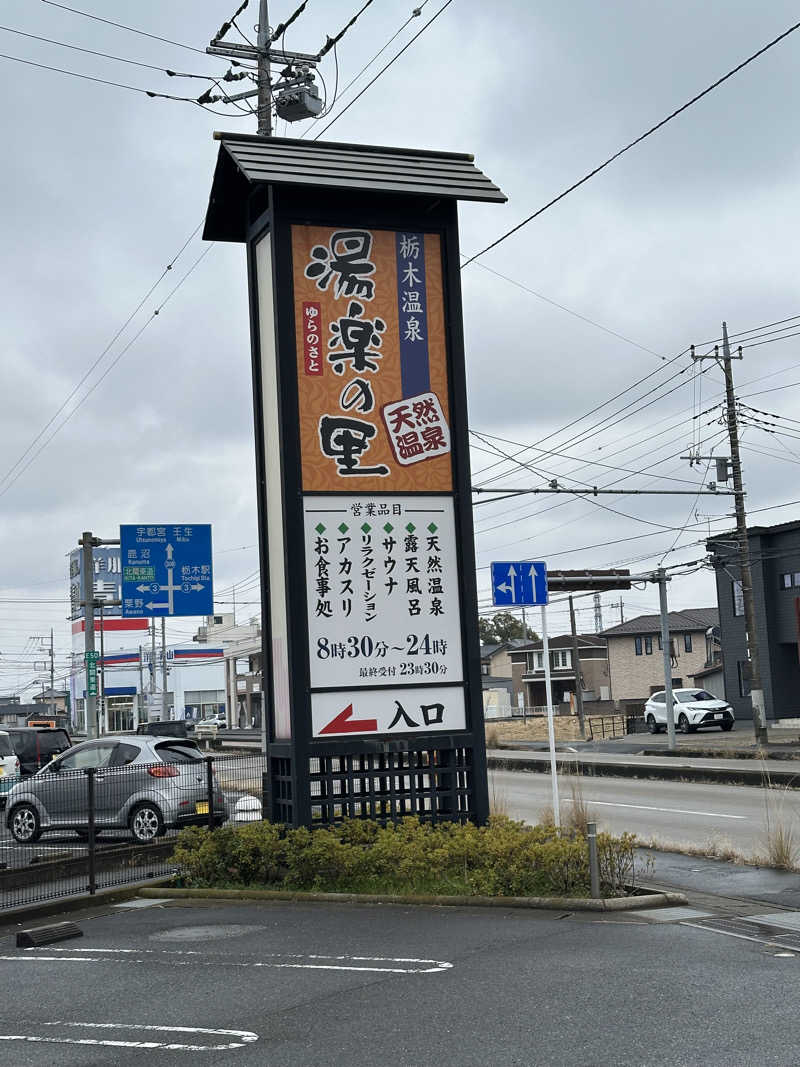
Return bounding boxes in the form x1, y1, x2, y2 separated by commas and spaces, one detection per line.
644, 689, 735, 734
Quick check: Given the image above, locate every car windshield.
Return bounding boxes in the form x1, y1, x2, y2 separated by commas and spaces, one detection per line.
0, 734, 12, 756
675, 690, 715, 703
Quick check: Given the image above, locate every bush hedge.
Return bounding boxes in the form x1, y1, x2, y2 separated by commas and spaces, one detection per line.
171, 816, 638, 899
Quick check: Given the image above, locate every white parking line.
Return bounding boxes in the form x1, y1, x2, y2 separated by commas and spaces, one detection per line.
1, 947, 452, 974
564, 798, 746, 820
0, 1021, 258, 1052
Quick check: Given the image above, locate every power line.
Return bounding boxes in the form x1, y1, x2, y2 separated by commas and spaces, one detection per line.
461, 18, 800, 269
0, 49, 204, 99
312, 0, 454, 139
467, 259, 668, 361
0, 246, 214, 501
39, 0, 210, 56
317, 0, 376, 59
316, 1, 428, 115
0, 223, 202, 493
0, 23, 223, 77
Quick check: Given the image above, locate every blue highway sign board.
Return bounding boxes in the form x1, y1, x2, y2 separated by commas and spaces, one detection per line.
120, 524, 214, 617
490, 561, 548, 607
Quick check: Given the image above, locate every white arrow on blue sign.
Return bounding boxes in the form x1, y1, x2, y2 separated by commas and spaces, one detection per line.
490, 561, 548, 606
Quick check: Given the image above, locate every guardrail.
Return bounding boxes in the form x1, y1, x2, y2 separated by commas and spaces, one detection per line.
0, 753, 268, 912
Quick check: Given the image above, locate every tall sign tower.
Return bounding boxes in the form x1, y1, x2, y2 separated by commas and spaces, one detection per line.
204, 135, 505, 826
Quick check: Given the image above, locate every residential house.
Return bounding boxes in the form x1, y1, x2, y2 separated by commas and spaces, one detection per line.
32, 688, 70, 714
689, 625, 724, 699
508, 635, 610, 710
708, 518, 800, 721
600, 608, 719, 711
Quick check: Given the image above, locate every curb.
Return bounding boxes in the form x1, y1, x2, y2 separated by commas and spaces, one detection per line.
0, 878, 174, 929
138, 886, 688, 912
488, 754, 800, 788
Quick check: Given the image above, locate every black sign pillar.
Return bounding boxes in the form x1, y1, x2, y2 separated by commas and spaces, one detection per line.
205, 135, 506, 827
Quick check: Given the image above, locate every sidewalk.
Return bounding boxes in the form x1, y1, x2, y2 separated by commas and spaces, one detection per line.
487, 746, 800, 786
640, 848, 800, 914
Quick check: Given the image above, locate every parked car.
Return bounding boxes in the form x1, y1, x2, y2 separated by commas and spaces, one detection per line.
0, 731, 21, 808
136, 720, 193, 738
644, 689, 735, 734
0, 731, 20, 780
196, 714, 227, 729
5, 735, 227, 845
5, 726, 72, 776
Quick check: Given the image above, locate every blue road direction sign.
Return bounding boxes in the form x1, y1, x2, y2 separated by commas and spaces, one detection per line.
491, 561, 548, 607
120, 524, 214, 617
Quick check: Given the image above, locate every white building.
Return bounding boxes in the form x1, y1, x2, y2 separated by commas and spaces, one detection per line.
70, 612, 260, 734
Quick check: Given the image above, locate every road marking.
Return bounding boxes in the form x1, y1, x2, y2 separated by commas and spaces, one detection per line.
4, 948, 452, 974
563, 798, 746, 820
0, 1021, 257, 1052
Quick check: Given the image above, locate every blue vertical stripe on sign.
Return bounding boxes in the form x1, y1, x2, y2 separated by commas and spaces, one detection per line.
395, 232, 430, 397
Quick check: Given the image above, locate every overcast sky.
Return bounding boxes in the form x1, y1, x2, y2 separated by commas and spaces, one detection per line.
2, 0, 800, 694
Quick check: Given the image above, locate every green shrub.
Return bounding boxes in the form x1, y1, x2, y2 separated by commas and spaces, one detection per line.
171, 815, 638, 898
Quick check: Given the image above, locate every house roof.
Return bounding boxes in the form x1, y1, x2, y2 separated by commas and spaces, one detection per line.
508, 635, 606, 655
708, 517, 800, 546
481, 639, 530, 659
690, 662, 724, 681
601, 608, 718, 637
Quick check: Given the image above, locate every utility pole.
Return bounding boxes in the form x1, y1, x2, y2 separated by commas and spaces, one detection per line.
618, 599, 624, 625
161, 618, 169, 718
49, 628, 55, 721
98, 602, 105, 734
656, 568, 676, 751
150, 619, 157, 722
568, 596, 585, 739
206, 1, 324, 136
692, 323, 768, 745
137, 645, 144, 728
256, 0, 272, 136
80, 531, 97, 740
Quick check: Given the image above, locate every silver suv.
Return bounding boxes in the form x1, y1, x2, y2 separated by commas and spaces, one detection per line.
5, 735, 227, 844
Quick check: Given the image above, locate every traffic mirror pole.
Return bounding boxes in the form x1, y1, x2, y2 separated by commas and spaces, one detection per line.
80, 531, 98, 740
540, 604, 561, 828
657, 567, 676, 751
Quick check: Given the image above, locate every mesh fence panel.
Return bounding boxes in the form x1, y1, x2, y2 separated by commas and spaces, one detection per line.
0, 752, 268, 911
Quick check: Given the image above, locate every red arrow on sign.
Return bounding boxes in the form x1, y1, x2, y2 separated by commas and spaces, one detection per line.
319, 703, 378, 735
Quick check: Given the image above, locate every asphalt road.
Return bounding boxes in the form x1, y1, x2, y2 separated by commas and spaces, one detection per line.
490, 768, 798, 859
2, 896, 800, 1066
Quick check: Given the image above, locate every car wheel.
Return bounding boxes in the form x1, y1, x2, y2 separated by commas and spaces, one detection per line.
678, 713, 691, 734
10, 803, 42, 844
129, 803, 164, 843
646, 714, 659, 734
721, 722, 734, 732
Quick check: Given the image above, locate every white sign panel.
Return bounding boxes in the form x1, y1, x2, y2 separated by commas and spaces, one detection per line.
304, 495, 464, 689
312, 685, 466, 738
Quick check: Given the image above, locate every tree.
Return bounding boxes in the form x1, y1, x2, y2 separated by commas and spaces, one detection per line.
479, 612, 537, 644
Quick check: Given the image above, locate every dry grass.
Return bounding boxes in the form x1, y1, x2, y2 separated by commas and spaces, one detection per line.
760, 762, 800, 869
643, 835, 750, 866
536, 767, 596, 835
488, 773, 509, 817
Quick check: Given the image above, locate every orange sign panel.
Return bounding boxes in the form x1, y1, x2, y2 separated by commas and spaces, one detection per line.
292, 225, 453, 493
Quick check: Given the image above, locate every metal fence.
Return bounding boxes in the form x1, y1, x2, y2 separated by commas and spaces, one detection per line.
0, 753, 268, 912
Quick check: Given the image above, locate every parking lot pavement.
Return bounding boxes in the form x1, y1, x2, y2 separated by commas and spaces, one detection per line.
2, 896, 800, 1066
